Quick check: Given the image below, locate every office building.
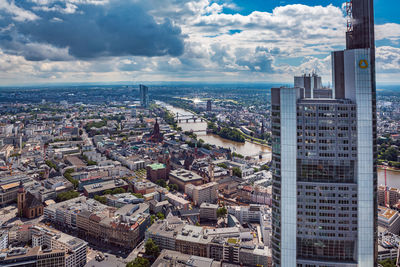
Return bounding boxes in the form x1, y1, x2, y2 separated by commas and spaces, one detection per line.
153, 249, 221, 267
185, 182, 218, 206
0, 247, 66, 267
139, 84, 149, 108
45, 197, 150, 250
169, 169, 203, 191
146, 163, 168, 182
228, 204, 266, 224
378, 206, 400, 234
271, 0, 377, 266
30, 225, 87, 267
207, 100, 212, 112
146, 221, 271, 266
200, 203, 218, 221
294, 73, 322, 98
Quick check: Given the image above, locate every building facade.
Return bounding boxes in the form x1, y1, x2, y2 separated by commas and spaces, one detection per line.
271, 0, 377, 266
139, 84, 149, 108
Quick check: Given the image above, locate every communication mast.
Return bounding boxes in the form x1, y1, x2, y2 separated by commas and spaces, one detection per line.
346, 1, 353, 33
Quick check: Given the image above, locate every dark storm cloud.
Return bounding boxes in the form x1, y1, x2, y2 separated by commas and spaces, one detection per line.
0, 0, 185, 61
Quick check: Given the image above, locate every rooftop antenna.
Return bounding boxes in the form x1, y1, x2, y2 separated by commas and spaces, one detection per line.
346, 1, 353, 33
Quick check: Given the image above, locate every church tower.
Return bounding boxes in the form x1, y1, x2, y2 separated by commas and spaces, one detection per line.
17, 180, 25, 217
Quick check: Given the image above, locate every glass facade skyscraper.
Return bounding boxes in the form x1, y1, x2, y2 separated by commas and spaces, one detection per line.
140, 84, 149, 108
271, 0, 377, 266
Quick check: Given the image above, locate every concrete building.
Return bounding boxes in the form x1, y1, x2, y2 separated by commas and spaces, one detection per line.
146, 163, 168, 182
165, 193, 190, 210
271, 1, 377, 265
228, 205, 264, 224
145, 217, 186, 251
105, 193, 144, 208
294, 73, 323, 98
169, 169, 203, 191
146, 222, 271, 266
82, 179, 128, 197
200, 203, 218, 221
133, 180, 157, 195
185, 182, 218, 206
45, 197, 150, 250
30, 225, 87, 267
0, 230, 8, 250
153, 249, 221, 267
0, 247, 66, 267
378, 206, 400, 234
0, 175, 32, 207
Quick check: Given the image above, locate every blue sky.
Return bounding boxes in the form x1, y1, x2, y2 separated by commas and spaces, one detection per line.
0, 0, 399, 86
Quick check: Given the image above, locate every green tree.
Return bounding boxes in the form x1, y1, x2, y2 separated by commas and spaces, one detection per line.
217, 163, 228, 169
63, 170, 78, 189
379, 258, 396, 267
383, 147, 398, 162
169, 184, 179, 192
111, 188, 126, 195
217, 207, 227, 218
150, 215, 156, 225
156, 212, 165, 220
94, 195, 107, 204
155, 179, 167, 188
144, 238, 160, 262
45, 160, 58, 170
103, 189, 113, 195
132, 193, 144, 199
126, 257, 150, 267
232, 167, 242, 178
57, 191, 79, 202
260, 164, 269, 171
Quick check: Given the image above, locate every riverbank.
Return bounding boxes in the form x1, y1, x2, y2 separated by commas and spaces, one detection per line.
237, 128, 271, 148
159, 101, 272, 160
378, 165, 400, 172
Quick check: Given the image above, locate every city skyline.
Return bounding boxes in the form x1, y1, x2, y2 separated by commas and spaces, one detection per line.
0, 0, 399, 86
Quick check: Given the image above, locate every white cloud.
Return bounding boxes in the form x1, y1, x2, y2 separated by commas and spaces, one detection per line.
376, 46, 400, 72
0, 0, 400, 85
0, 0, 39, 21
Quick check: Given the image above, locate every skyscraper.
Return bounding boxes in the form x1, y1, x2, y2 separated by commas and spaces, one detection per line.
139, 84, 149, 108
271, 0, 376, 266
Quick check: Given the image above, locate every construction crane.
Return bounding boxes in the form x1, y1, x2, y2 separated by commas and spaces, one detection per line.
384, 167, 388, 207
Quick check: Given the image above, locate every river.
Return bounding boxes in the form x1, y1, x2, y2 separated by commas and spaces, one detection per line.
159, 102, 400, 187
158, 102, 271, 162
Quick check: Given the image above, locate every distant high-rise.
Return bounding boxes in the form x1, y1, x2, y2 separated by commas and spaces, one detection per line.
139, 84, 149, 108
271, 0, 377, 266
294, 73, 322, 98
206, 100, 212, 111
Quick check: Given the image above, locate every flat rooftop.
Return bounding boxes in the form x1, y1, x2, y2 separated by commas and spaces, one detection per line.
170, 169, 202, 182
148, 163, 166, 170
378, 206, 398, 222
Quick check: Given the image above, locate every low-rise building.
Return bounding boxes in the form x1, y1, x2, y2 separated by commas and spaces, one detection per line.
105, 193, 144, 208
0, 246, 66, 267
228, 205, 265, 224
200, 203, 218, 221
146, 221, 271, 266
45, 197, 150, 249
169, 169, 203, 191
0, 175, 33, 207
83, 179, 128, 197
153, 249, 221, 267
185, 182, 218, 206
146, 163, 168, 182
30, 225, 87, 267
165, 193, 190, 210
378, 206, 400, 234
133, 180, 157, 195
